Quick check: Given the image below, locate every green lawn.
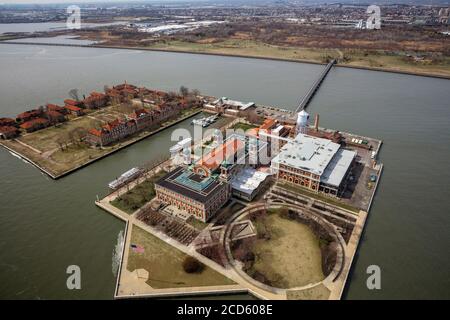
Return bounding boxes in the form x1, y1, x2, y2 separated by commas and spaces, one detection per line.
127, 226, 235, 289
110, 170, 167, 214
232, 122, 258, 132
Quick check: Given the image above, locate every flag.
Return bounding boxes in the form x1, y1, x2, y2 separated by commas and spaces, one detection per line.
131, 244, 145, 253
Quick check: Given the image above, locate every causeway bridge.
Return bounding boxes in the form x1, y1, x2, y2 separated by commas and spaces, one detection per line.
295, 59, 336, 112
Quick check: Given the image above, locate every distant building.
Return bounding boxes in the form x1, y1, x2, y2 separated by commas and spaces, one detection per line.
19, 118, 50, 133
86, 118, 137, 147
128, 108, 154, 131
82, 92, 108, 109
0, 118, 17, 127
0, 126, 20, 139
271, 133, 356, 197
16, 109, 44, 123
204, 97, 255, 117
64, 104, 84, 116
155, 166, 230, 222
105, 83, 138, 104
45, 110, 66, 124
46, 104, 68, 115
64, 99, 84, 108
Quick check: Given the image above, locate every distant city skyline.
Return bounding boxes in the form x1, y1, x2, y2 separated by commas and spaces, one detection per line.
0, 0, 449, 5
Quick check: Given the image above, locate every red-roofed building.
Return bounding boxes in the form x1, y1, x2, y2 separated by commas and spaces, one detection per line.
64, 104, 84, 116
129, 108, 154, 130
64, 99, 83, 107
19, 118, 50, 133
105, 88, 121, 105
105, 83, 138, 105
0, 126, 20, 139
86, 118, 137, 147
82, 92, 108, 109
45, 110, 66, 124
0, 117, 17, 127
46, 104, 68, 115
16, 109, 44, 123
194, 138, 245, 177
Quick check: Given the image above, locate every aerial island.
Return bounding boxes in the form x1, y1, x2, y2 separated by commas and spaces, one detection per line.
0, 74, 383, 300
0, 83, 203, 178
0, 66, 385, 300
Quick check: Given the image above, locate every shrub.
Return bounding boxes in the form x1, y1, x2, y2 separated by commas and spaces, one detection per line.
182, 256, 204, 274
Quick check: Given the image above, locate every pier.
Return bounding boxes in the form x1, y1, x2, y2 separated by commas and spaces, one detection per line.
295, 59, 336, 112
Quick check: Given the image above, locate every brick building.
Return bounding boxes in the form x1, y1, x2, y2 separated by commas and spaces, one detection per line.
155, 166, 231, 222
19, 118, 50, 133
0, 126, 19, 139
271, 133, 356, 197
86, 118, 137, 147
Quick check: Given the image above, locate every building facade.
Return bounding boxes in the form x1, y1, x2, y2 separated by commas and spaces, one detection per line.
155, 167, 230, 222
271, 133, 356, 197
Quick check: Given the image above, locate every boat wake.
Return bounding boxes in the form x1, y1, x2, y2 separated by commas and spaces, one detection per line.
112, 230, 125, 277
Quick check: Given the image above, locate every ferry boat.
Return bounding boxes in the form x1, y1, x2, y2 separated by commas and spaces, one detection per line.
108, 167, 142, 189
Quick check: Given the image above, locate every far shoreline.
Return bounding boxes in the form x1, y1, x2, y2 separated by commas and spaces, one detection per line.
1, 40, 450, 80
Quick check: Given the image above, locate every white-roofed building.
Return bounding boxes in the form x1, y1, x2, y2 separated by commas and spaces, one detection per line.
230, 167, 271, 201
207, 97, 256, 117
271, 133, 355, 197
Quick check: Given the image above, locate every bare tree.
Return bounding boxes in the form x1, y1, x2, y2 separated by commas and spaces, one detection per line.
179, 86, 189, 97
56, 137, 65, 151
69, 89, 80, 101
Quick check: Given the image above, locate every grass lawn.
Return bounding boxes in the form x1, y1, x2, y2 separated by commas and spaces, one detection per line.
3, 106, 202, 177
277, 182, 360, 213
18, 117, 102, 153
232, 122, 258, 132
127, 226, 235, 289
246, 212, 324, 288
110, 170, 167, 214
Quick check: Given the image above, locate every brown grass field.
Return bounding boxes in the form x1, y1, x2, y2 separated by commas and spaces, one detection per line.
127, 226, 235, 289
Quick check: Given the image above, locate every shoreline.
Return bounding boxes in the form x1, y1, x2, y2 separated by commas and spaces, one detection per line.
0, 109, 202, 180
95, 142, 384, 300
1, 40, 450, 80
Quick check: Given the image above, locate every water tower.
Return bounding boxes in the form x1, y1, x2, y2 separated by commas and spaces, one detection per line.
296, 109, 309, 134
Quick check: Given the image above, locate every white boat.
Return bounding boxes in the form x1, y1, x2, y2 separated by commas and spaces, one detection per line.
108, 167, 142, 189
191, 114, 219, 127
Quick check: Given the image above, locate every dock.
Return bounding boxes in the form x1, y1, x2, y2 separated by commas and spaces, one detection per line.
295, 59, 336, 112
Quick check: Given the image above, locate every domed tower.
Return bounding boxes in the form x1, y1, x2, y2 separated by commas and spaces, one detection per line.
296, 109, 309, 135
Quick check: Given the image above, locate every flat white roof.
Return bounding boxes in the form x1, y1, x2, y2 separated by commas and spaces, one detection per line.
271, 133, 340, 176
321, 149, 356, 187
231, 167, 270, 195
213, 97, 255, 110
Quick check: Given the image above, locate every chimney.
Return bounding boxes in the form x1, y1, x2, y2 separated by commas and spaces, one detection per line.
314, 114, 320, 132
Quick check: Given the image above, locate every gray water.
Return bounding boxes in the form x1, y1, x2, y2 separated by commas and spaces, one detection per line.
0, 44, 449, 299
5, 35, 97, 45
0, 22, 126, 35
